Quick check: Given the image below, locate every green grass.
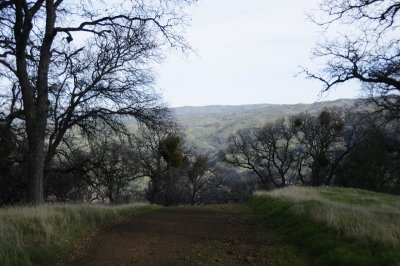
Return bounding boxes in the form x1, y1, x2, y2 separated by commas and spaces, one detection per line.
0, 203, 158, 266
249, 187, 400, 266
173, 204, 309, 266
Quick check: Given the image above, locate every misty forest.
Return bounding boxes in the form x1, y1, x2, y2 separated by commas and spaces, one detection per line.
0, 0, 400, 265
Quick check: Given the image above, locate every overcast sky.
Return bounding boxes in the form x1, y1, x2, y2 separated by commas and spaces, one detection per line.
155, 0, 361, 107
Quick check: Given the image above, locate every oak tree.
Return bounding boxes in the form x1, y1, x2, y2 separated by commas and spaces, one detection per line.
306, 0, 400, 119
0, 0, 194, 204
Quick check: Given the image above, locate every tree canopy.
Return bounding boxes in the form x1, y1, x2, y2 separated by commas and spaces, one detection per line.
306, 0, 400, 119
0, 0, 194, 204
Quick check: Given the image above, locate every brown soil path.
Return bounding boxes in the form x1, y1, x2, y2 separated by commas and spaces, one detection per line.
68, 204, 270, 266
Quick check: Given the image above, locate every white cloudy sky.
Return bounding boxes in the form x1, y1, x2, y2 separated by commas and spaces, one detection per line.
155, 0, 361, 107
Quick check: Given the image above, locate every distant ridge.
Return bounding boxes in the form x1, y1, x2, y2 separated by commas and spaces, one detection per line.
174, 99, 358, 153
174, 103, 274, 116
173, 99, 356, 117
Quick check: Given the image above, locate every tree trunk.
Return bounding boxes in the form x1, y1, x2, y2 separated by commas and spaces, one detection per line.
191, 188, 197, 206
311, 163, 321, 186
23, 1, 56, 205
26, 132, 45, 204
148, 178, 160, 203
25, 92, 48, 205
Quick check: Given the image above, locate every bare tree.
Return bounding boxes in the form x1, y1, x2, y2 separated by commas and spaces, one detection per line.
222, 106, 400, 190
132, 124, 190, 206
187, 154, 208, 205
305, 0, 400, 119
222, 119, 298, 188
256, 119, 296, 186
335, 111, 400, 193
222, 129, 276, 188
86, 135, 143, 204
292, 108, 345, 186
0, 0, 194, 204
131, 126, 169, 204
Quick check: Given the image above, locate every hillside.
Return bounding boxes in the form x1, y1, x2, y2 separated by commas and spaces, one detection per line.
174, 99, 357, 152
250, 187, 400, 265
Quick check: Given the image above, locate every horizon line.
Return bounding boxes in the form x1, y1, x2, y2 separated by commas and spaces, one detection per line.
170, 97, 356, 109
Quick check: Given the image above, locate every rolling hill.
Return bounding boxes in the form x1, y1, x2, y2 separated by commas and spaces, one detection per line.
174, 98, 357, 153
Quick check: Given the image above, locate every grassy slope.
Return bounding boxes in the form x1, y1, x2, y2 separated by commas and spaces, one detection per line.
0, 203, 158, 265
249, 187, 400, 266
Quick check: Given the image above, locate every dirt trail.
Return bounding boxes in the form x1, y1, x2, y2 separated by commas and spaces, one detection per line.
68, 204, 269, 266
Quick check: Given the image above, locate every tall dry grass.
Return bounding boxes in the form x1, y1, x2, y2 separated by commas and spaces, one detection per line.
255, 187, 400, 246
0, 203, 156, 265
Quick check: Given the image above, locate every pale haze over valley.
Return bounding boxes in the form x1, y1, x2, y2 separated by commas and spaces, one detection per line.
157, 0, 361, 107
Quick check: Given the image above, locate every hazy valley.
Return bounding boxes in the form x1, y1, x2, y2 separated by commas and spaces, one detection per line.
175, 98, 357, 152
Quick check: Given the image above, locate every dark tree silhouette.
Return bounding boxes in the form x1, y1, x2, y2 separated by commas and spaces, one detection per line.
131, 124, 188, 206
222, 119, 297, 188
335, 111, 400, 193
87, 135, 143, 204
187, 155, 208, 205
256, 118, 296, 186
306, 0, 400, 119
0, 0, 194, 204
336, 127, 400, 192
292, 108, 345, 186
222, 129, 276, 188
